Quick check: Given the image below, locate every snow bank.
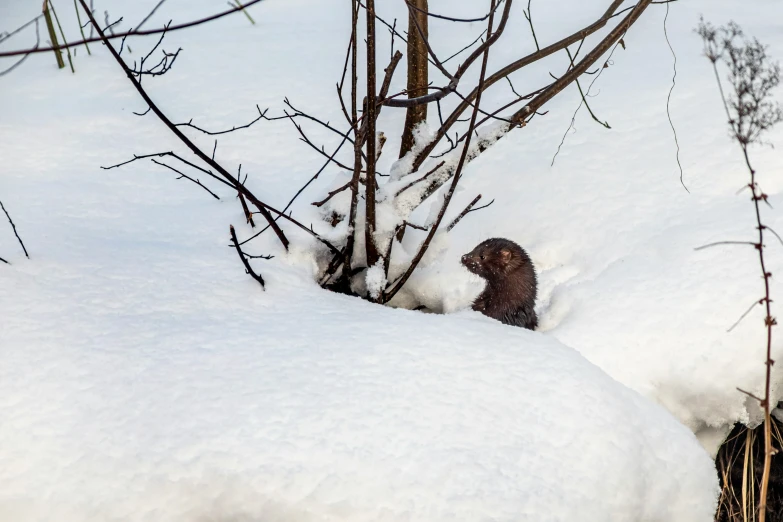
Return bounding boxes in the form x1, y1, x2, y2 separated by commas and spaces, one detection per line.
0, 262, 718, 521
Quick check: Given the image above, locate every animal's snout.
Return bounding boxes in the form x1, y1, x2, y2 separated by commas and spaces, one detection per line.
461, 254, 470, 265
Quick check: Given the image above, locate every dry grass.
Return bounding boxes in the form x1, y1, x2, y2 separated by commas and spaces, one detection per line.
716, 418, 783, 522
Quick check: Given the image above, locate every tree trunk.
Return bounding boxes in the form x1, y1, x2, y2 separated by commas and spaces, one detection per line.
399, 0, 428, 158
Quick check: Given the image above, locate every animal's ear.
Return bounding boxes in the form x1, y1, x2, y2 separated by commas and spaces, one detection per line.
500, 249, 512, 262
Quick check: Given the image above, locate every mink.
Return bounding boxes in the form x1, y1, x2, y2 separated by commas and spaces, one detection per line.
461, 238, 538, 330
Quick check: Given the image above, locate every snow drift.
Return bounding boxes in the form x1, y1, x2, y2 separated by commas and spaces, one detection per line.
0, 269, 718, 520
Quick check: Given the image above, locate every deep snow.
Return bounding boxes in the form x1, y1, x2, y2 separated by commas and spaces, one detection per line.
2, 0, 783, 519
0, 267, 718, 521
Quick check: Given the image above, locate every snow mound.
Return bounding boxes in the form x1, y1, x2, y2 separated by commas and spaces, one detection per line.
0, 281, 718, 521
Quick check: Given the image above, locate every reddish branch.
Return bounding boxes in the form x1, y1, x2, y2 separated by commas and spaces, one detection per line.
342, 0, 363, 278
698, 20, 783, 522
364, 0, 380, 269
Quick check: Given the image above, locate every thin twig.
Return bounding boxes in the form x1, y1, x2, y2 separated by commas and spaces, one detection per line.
103, 152, 235, 189
150, 158, 221, 199
410, 0, 648, 173
523, 0, 540, 51
694, 240, 759, 251
228, 0, 256, 25
73, 0, 91, 54
737, 387, 765, 404
442, 30, 486, 64
405, 0, 502, 23
237, 165, 255, 226
175, 105, 269, 135
136, 0, 168, 30
229, 225, 265, 289
0, 200, 29, 258
1, 0, 268, 58
0, 14, 44, 44
395, 161, 446, 196
727, 298, 765, 333
79, 1, 291, 249
447, 194, 482, 231
662, 1, 686, 192
567, 49, 611, 128
0, 19, 40, 77
312, 181, 351, 207
551, 40, 620, 166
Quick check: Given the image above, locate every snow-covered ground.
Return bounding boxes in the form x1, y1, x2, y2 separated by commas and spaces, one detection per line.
2, 0, 783, 520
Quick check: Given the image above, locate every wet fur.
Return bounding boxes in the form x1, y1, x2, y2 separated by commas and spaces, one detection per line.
461, 238, 538, 330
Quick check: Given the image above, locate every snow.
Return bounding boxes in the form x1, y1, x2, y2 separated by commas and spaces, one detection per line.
3, 0, 783, 519
365, 259, 386, 299
0, 270, 718, 521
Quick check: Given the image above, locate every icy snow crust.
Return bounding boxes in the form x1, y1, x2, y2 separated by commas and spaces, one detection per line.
3, 0, 783, 519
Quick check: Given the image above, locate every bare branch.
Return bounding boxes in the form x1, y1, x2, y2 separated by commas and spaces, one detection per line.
0, 200, 29, 259
727, 298, 765, 333
136, 0, 169, 30
150, 158, 221, 199
447, 195, 495, 231
229, 225, 265, 289
662, 1, 686, 192
102, 151, 235, 190
79, 0, 290, 249
411, 0, 642, 172
0, 14, 43, 45
523, 0, 540, 51
1, 0, 268, 58
403, 0, 654, 211
694, 240, 759, 251
365, 0, 380, 269
0, 19, 40, 77
447, 195, 482, 231
385, 0, 513, 109
405, 0, 502, 23
312, 181, 351, 208
737, 387, 765, 404
699, 20, 783, 521
175, 105, 269, 135
384, 0, 497, 303
442, 30, 486, 65
395, 161, 445, 197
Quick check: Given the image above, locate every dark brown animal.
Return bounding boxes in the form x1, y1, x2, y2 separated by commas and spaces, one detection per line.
461, 238, 538, 330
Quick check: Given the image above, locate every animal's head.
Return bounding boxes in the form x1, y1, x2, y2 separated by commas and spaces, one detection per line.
461, 238, 522, 280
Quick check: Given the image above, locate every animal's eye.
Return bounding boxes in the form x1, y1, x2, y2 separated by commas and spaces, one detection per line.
480, 255, 485, 260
